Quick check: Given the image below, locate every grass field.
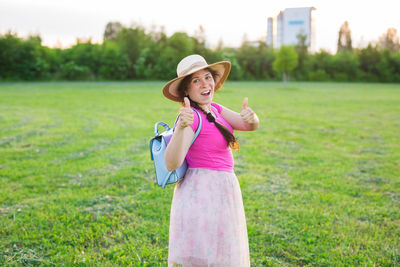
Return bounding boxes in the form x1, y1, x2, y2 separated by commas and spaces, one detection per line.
0, 81, 399, 266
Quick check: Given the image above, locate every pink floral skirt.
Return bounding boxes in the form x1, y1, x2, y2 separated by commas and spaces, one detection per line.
168, 168, 250, 267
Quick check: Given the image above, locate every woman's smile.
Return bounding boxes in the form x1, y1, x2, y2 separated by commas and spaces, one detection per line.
187, 69, 215, 104
201, 90, 211, 96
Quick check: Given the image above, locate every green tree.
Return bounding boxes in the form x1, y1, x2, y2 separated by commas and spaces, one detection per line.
115, 25, 152, 78
273, 46, 298, 86
135, 47, 157, 79
337, 21, 352, 53
0, 33, 47, 80
62, 40, 102, 77
330, 51, 360, 81
168, 32, 195, 59
294, 32, 309, 79
359, 44, 381, 82
379, 28, 399, 52
235, 40, 276, 80
305, 49, 332, 81
138, 25, 169, 79
59, 61, 91, 80
375, 50, 400, 82
389, 51, 400, 82
103, 22, 123, 41
99, 41, 130, 80
193, 25, 208, 56
150, 32, 196, 79
211, 48, 243, 80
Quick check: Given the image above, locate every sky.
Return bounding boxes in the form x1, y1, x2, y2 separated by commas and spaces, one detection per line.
1, 0, 399, 53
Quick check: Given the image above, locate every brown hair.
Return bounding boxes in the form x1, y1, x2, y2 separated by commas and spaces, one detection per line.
177, 68, 239, 150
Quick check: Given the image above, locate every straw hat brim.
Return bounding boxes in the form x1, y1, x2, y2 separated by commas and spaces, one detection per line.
162, 61, 231, 102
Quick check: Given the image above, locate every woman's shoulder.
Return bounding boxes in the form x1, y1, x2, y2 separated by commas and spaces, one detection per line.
211, 102, 223, 113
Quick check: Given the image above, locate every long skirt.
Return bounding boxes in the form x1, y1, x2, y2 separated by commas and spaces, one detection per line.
168, 168, 250, 267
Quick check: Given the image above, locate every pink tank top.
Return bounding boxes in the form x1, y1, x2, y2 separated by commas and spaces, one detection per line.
186, 102, 234, 172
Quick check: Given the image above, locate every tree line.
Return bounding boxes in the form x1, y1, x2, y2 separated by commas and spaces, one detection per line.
1, 21, 399, 82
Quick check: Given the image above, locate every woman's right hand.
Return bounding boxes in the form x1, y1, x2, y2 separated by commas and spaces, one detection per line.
166, 97, 195, 171
177, 97, 193, 130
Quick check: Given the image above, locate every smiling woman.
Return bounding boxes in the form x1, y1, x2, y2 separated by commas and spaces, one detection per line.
163, 54, 259, 266
176, 68, 240, 152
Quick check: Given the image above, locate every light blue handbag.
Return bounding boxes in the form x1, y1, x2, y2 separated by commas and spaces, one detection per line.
150, 109, 202, 188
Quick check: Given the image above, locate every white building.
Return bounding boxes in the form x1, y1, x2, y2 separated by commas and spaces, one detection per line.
267, 7, 316, 50
266, 17, 273, 47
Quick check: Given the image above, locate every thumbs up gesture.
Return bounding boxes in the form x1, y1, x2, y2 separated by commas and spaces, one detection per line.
178, 97, 194, 129
240, 97, 259, 127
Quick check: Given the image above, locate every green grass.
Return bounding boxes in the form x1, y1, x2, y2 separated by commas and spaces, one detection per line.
0, 81, 399, 266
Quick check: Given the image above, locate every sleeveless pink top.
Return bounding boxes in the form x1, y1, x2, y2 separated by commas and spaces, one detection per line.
186, 102, 234, 172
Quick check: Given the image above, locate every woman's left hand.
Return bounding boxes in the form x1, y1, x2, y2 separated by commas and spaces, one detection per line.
240, 97, 259, 125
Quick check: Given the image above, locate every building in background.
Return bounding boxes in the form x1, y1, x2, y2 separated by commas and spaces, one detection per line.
267, 7, 316, 50
266, 17, 273, 47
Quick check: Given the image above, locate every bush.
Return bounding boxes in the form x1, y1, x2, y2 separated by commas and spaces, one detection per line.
99, 42, 130, 80
2, 25, 400, 82
309, 69, 329, 81
59, 61, 92, 80
332, 72, 348, 81
0, 34, 49, 80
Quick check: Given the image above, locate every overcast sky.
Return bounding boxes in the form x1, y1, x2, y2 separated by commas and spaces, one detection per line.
1, 0, 399, 53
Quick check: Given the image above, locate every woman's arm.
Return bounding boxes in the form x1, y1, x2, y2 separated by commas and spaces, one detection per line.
165, 98, 195, 171
220, 97, 259, 131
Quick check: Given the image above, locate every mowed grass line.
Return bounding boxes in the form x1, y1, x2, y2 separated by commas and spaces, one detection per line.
0, 81, 399, 266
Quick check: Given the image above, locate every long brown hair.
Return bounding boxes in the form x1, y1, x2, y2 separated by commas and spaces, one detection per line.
177, 68, 239, 150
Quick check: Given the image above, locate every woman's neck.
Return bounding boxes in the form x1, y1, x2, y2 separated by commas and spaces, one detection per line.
198, 103, 212, 113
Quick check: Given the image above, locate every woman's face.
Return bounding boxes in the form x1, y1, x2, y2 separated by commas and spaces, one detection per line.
186, 69, 215, 106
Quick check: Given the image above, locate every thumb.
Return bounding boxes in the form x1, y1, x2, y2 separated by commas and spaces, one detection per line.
184, 97, 191, 108
242, 97, 248, 110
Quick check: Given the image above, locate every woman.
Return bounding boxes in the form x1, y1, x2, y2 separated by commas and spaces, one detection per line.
163, 54, 259, 267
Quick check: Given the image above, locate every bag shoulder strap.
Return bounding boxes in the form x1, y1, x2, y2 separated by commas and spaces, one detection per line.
190, 109, 202, 146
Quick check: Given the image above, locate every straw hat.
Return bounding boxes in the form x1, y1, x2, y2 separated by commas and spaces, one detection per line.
162, 54, 231, 102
